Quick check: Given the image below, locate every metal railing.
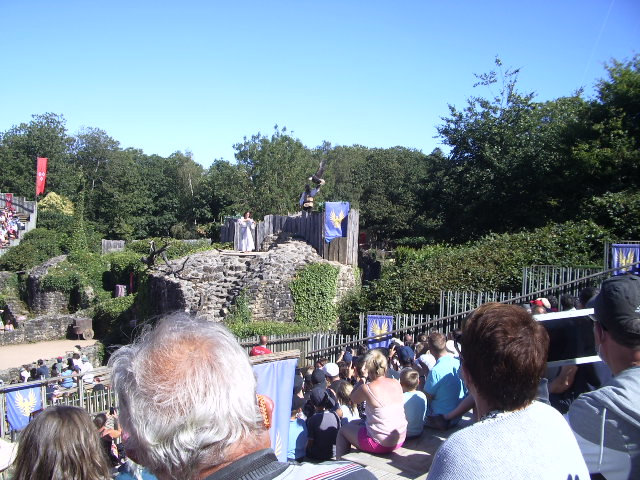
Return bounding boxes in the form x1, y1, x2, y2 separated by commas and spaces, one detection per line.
521, 265, 601, 297
307, 261, 640, 359
0, 367, 116, 439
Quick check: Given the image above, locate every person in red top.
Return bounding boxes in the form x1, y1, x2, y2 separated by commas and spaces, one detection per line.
250, 335, 273, 356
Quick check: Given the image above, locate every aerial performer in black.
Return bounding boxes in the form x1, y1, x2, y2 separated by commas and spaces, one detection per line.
299, 156, 326, 212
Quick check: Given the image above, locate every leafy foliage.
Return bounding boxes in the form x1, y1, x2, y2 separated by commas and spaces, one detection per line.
224, 290, 252, 325
38, 192, 74, 215
125, 238, 219, 259
290, 263, 340, 329
338, 220, 609, 321
0, 228, 69, 271
41, 252, 111, 307
227, 320, 323, 338
93, 294, 137, 340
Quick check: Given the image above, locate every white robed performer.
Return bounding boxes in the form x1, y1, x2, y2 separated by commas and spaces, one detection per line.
239, 211, 255, 252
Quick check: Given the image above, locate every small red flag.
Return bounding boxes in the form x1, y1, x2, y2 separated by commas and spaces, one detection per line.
36, 157, 48, 196
5, 193, 14, 211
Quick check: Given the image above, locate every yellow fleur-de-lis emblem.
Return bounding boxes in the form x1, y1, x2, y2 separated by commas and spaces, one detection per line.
16, 390, 37, 416
371, 322, 389, 337
616, 249, 637, 272
329, 209, 345, 228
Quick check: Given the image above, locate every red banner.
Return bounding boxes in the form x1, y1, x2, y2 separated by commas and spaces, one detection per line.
36, 157, 48, 196
4, 193, 14, 211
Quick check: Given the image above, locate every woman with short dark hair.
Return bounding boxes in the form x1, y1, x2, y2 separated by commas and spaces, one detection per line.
428, 303, 589, 479
12, 406, 111, 480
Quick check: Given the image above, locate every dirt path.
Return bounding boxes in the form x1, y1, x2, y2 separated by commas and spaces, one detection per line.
0, 339, 97, 369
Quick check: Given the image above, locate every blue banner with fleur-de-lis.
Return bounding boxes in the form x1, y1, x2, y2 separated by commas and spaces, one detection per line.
367, 314, 394, 349
324, 202, 350, 243
253, 358, 298, 462
6, 384, 42, 431
612, 244, 640, 275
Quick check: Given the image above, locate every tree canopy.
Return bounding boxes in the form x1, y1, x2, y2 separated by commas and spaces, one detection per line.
1, 55, 638, 245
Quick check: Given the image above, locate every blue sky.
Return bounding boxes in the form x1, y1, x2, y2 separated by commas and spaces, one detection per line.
1, 1, 638, 168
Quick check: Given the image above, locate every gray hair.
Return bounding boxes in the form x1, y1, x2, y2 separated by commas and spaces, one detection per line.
108, 313, 263, 480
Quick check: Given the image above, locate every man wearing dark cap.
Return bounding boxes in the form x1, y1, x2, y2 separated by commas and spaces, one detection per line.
568, 274, 640, 480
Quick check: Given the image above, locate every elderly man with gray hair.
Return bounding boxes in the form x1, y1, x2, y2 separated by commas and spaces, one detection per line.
109, 313, 375, 480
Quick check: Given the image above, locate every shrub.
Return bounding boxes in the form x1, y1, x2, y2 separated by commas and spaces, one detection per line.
38, 192, 74, 215
104, 250, 146, 291
0, 229, 69, 271
290, 263, 340, 330
126, 238, 218, 259
41, 252, 112, 308
93, 294, 137, 339
226, 320, 320, 338
339, 220, 610, 319
225, 290, 251, 325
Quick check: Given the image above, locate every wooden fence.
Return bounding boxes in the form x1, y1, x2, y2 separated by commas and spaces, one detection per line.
101, 239, 126, 254
221, 209, 359, 266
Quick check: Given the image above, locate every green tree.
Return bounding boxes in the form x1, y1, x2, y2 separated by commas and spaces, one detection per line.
193, 159, 251, 223
0, 113, 78, 198
234, 126, 315, 217
435, 58, 592, 240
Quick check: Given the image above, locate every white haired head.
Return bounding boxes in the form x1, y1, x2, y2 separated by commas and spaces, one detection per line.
108, 313, 263, 480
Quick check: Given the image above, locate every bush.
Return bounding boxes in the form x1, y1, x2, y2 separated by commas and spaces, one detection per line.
226, 320, 320, 338
290, 263, 340, 330
225, 290, 251, 325
0, 228, 69, 271
104, 250, 146, 290
340, 220, 610, 318
126, 238, 219, 259
41, 252, 112, 308
93, 294, 136, 339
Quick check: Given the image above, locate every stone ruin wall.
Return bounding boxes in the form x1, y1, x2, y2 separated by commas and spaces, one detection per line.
146, 235, 357, 323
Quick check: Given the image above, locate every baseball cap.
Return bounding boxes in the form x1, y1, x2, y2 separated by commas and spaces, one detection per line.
592, 275, 640, 348
309, 387, 329, 407
343, 347, 353, 364
311, 368, 326, 385
323, 362, 339, 378
397, 346, 415, 365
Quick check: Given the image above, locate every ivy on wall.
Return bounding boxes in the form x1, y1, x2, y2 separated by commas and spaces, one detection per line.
290, 262, 340, 330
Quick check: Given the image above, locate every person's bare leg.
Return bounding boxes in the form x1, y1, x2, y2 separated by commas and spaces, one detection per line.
336, 421, 362, 459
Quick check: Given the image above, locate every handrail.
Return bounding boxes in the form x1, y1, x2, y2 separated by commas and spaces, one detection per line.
0, 367, 112, 393
306, 261, 640, 357
238, 336, 311, 347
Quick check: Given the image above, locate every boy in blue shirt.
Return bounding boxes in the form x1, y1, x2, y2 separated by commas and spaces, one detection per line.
287, 396, 308, 462
401, 368, 428, 438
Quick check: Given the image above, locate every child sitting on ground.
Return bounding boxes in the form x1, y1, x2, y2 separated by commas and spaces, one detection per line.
306, 388, 340, 461
287, 396, 308, 462
400, 368, 428, 438
334, 380, 360, 425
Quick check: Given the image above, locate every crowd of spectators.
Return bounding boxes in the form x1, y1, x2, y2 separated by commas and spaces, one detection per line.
0, 205, 23, 248
4, 277, 639, 479
9, 346, 99, 403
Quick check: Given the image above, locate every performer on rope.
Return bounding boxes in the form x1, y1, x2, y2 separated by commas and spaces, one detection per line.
239, 211, 255, 252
